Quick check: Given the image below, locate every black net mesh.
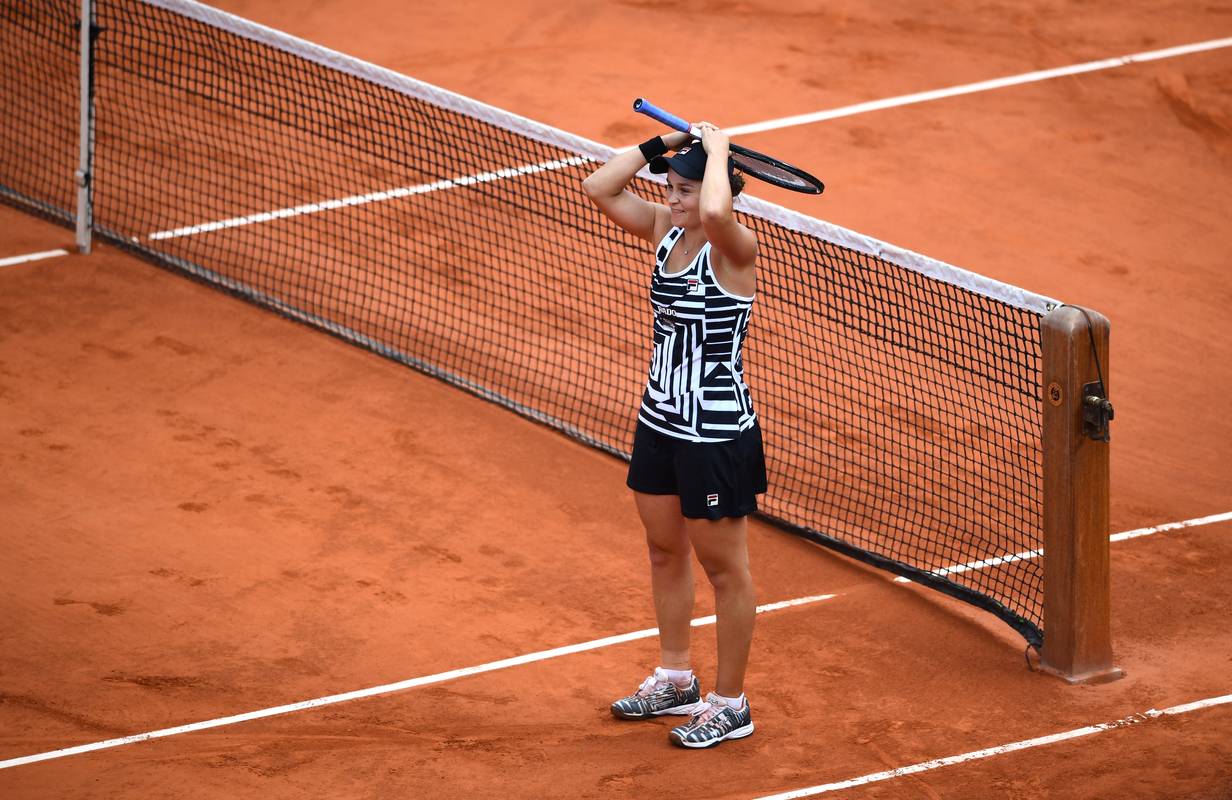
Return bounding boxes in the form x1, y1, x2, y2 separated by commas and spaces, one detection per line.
0, 0, 80, 220
0, 0, 1050, 645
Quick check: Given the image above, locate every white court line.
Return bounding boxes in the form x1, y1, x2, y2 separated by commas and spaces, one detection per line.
0, 593, 834, 770
893, 511, 1232, 583
753, 693, 1232, 799
1110, 511, 1232, 542
0, 249, 70, 268
726, 37, 1232, 136
146, 156, 589, 241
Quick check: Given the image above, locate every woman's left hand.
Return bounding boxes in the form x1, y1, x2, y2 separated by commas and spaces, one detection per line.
696, 122, 730, 155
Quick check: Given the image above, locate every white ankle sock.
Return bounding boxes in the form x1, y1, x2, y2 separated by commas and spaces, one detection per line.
714, 692, 745, 710
660, 667, 693, 687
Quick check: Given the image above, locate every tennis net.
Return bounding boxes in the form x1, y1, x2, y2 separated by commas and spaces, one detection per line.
0, 0, 1060, 646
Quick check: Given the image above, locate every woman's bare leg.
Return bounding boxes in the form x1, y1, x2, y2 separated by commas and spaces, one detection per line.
633, 491, 693, 669
686, 515, 754, 697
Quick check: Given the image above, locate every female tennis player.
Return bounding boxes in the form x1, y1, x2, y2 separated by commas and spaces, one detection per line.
582, 123, 766, 749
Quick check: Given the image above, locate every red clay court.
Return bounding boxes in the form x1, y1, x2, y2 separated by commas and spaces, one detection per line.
2, 1, 1231, 798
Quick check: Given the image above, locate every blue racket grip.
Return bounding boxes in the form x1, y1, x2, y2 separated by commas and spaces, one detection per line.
632, 98, 695, 135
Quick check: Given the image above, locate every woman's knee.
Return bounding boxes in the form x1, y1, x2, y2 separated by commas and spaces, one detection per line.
687, 517, 751, 590
646, 531, 691, 569
700, 560, 752, 593
635, 492, 689, 567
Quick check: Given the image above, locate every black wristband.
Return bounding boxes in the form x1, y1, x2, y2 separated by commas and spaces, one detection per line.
638, 136, 668, 162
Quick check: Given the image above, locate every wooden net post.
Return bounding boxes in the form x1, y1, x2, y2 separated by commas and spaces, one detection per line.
1040, 305, 1123, 684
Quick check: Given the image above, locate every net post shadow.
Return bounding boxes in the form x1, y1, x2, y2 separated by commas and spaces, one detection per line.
1039, 305, 1123, 684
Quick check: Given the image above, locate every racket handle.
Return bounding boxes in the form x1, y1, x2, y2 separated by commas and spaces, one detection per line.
632, 98, 696, 136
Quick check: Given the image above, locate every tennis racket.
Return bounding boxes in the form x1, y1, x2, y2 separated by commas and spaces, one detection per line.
633, 98, 824, 195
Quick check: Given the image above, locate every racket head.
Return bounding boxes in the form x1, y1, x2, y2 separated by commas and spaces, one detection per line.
729, 145, 824, 195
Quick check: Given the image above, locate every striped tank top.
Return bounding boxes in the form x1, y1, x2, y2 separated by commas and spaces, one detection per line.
638, 227, 757, 443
